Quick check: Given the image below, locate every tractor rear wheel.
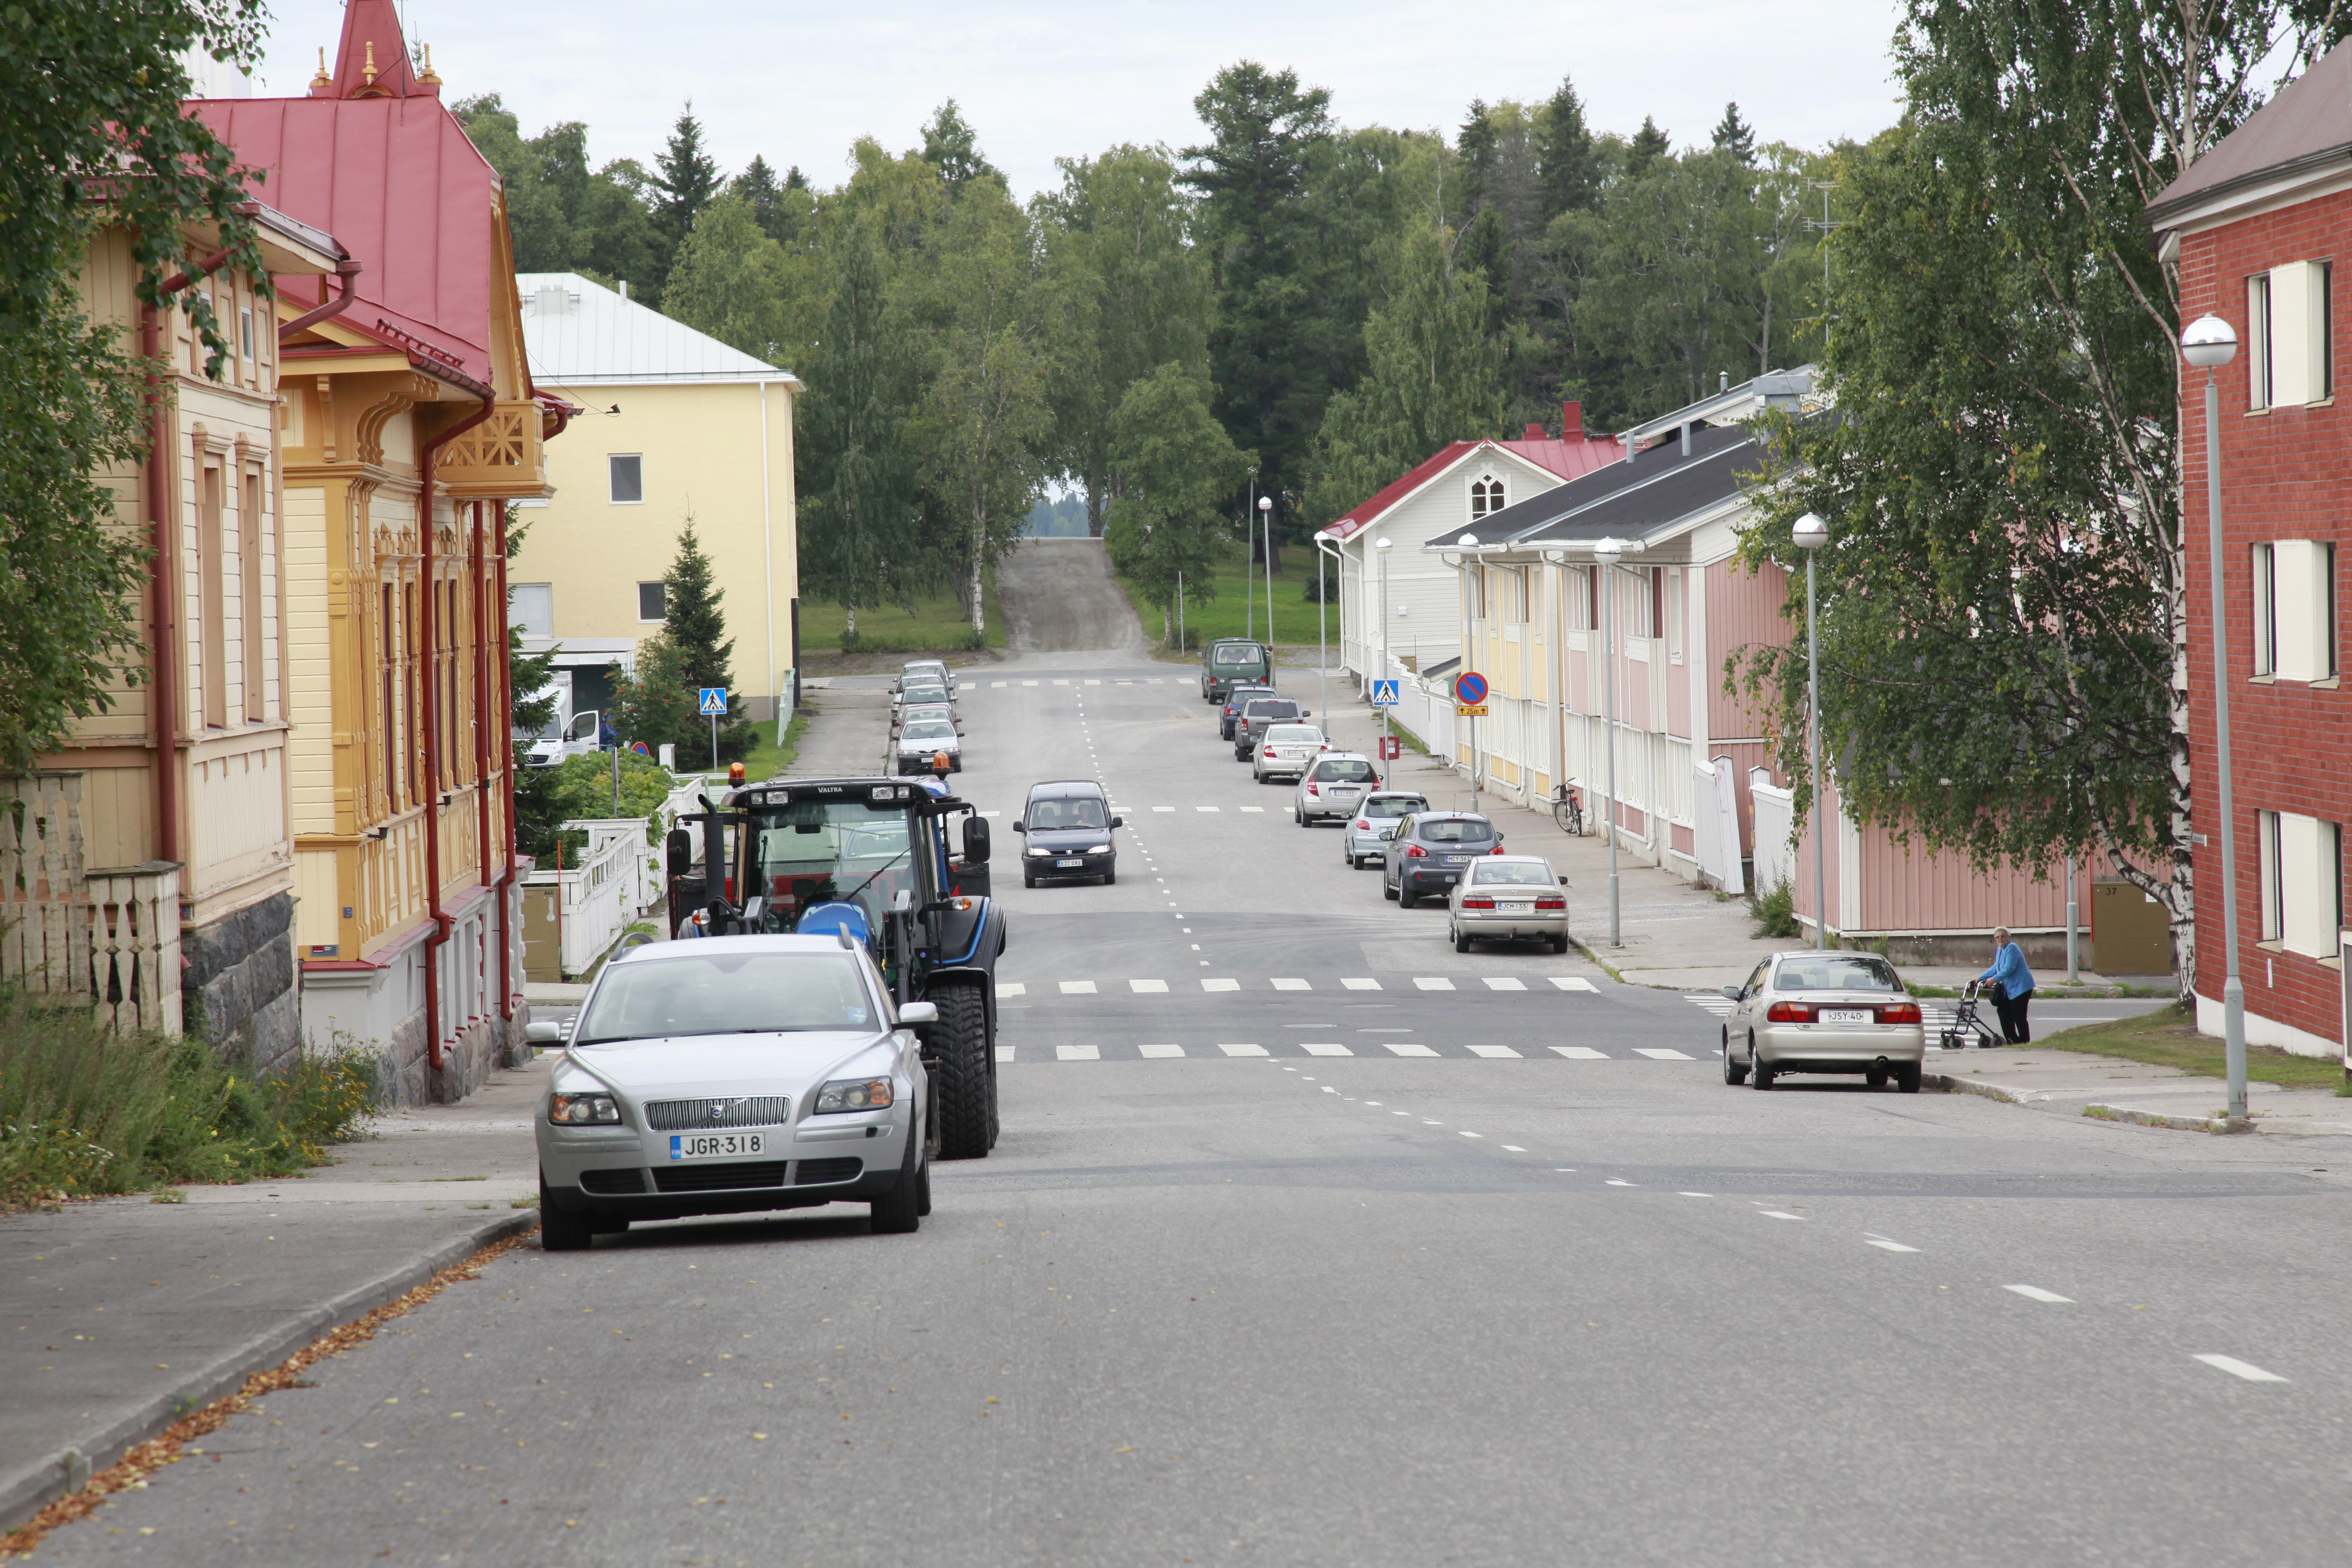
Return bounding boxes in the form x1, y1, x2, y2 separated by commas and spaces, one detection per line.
932, 984, 993, 1160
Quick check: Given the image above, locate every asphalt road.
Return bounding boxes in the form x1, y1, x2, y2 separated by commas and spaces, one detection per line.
43, 646, 2352, 1566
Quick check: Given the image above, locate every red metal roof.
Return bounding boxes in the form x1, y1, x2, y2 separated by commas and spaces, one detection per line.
189, 1, 498, 393
1323, 435, 1622, 542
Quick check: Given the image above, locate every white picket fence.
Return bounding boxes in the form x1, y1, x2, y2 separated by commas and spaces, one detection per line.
524, 774, 714, 978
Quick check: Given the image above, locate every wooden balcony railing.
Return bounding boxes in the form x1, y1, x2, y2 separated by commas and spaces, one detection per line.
435, 401, 553, 500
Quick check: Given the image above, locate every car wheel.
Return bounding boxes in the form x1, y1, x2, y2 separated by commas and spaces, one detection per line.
1894, 1062, 1922, 1094
1865, 1067, 1888, 1089
869, 1125, 924, 1234
1398, 885, 1417, 909
916, 1154, 933, 1216
1721, 1033, 1749, 1084
1022, 872, 1037, 888
932, 984, 992, 1160
1383, 872, 1399, 901
538, 1174, 593, 1252
1749, 1038, 1775, 1090
1551, 934, 1571, 955
1452, 922, 1472, 954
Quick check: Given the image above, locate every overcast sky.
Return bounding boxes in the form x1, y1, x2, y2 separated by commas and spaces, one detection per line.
256, 1, 1909, 198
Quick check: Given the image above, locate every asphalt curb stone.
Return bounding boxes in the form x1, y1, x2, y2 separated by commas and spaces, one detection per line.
0, 1210, 536, 1530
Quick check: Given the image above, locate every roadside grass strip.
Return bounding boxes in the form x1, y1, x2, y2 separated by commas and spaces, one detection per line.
2022, 1002, 2345, 1090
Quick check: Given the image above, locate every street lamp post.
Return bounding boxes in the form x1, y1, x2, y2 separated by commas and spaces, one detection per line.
1258, 497, 1275, 654
2183, 311, 2249, 1123
1792, 512, 1830, 951
1377, 538, 1394, 786
1593, 537, 1624, 946
1312, 528, 1333, 727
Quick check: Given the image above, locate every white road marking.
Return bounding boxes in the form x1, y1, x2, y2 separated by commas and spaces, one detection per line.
2193, 1354, 2288, 1383
1413, 977, 1455, 991
1634, 1048, 1695, 1060
1239, 806, 1265, 813
1548, 977, 1599, 992
1678, 1192, 1711, 1198
1128, 979, 1169, 993
980, 810, 1002, 818
994, 1046, 1015, 1063
1341, 978, 1381, 990
1057, 1044, 1101, 1061
1384, 1043, 1441, 1058
1605, 1179, 1636, 1187
1864, 1236, 1921, 1253
1059, 980, 1098, 994
1300, 1044, 1352, 1056
1395, 1111, 1412, 1116
1202, 978, 1239, 992
1085, 679, 1101, 685
1217, 1043, 1268, 1057
991, 680, 1007, 688
2004, 1285, 2072, 1303
1760, 1211, 1805, 1221
1554, 1168, 1577, 1172
1271, 978, 1311, 990
1482, 977, 1526, 991
1054, 679, 1070, 686
1423, 1119, 1444, 1125
1138, 1043, 1185, 1058
995, 982, 1028, 998
1153, 806, 1176, 813
1502, 1145, 1527, 1152
1465, 1045, 1522, 1058
1551, 1047, 1608, 1059
1458, 1131, 1482, 1138
1196, 805, 1219, 813
1365, 1101, 1381, 1106
1022, 680, 1039, 687
1321, 1085, 1338, 1093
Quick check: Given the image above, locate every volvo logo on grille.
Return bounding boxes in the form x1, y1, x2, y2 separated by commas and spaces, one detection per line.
707, 1101, 728, 1123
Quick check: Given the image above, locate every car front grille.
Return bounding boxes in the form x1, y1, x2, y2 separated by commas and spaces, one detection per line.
580, 1168, 647, 1196
652, 1161, 789, 1193
644, 1096, 795, 1131
793, 1157, 864, 1186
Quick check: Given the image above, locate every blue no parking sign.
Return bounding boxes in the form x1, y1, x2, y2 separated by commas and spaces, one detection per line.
1453, 671, 1488, 706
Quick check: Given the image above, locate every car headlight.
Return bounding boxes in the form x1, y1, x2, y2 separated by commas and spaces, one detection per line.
548, 1093, 621, 1125
1085, 844, 1111, 854
1026, 846, 1052, 856
814, 1076, 895, 1114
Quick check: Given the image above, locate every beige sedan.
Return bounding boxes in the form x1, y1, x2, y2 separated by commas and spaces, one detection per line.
1721, 950, 1926, 1091
1446, 856, 1569, 953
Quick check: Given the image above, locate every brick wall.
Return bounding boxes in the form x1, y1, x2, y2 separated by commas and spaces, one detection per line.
2179, 188, 2352, 1050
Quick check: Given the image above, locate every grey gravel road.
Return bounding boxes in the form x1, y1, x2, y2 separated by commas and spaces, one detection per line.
39, 645, 2352, 1566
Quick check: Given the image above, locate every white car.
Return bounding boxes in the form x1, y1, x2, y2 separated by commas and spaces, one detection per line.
1294, 752, 1379, 824
895, 718, 961, 774
535, 935, 933, 1249
1252, 722, 1327, 783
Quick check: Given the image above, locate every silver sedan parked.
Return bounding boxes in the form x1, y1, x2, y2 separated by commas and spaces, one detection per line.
1446, 856, 1569, 953
1251, 722, 1327, 783
535, 935, 933, 1249
1720, 950, 1926, 1091
1294, 752, 1379, 824
1342, 790, 1429, 867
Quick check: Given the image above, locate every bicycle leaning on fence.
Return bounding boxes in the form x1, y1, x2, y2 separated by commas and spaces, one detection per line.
1551, 783, 1585, 836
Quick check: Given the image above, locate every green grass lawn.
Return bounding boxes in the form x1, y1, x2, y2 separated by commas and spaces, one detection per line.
2034, 1003, 2347, 1091
798, 572, 1006, 655
1113, 552, 1343, 650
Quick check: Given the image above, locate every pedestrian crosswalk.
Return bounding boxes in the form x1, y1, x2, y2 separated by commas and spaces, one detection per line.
997, 975, 1604, 998
998, 1040, 1699, 1063
990, 678, 1174, 688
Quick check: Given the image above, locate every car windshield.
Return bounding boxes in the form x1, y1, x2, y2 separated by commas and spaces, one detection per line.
1245, 701, 1299, 720
901, 721, 955, 742
901, 686, 949, 704
1775, 957, 1903, 993
902, 665, 945, 681
1214, 645, 1265, 666
1027, 796, 1107, 830
1472, 862, 1555, 887
1264, 725, 1323, 745
901, 706, 951, 724
1363, 795, 1427, 819
574, 951, 876, 1043
1225, 688, 1271, 708
1311, 759, 1375, 782
743, 797, 921, 935
1419, 819, 1494, 843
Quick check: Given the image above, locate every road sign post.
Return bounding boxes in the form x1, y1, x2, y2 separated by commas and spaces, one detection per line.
1452, 672, 1488, 811
699, 688, 728, 774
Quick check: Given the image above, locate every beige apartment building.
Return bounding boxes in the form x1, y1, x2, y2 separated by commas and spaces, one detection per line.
510, 274, 803, 726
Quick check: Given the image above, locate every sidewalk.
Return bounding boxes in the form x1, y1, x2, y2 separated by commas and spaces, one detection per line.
1926, 1044, 2352, 1138
0, 1057, 548, 1528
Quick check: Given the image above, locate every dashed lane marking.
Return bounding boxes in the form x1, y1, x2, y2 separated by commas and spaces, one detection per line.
1057, 1044, 1101, 1061
2005, 1285, 2072, 1303
1196, 805, 1220, 813
1217, 1043, 1268, 1057
1301, 1044, 1352, 1056
996, 982, 1027, 998
1413, 977, 1455, 991
1271, 978, 1310, 990
1202, 978, 1240, 992
1633, 1048, 1695, 1061
1128, 979, 1168, 993
1760, 1211, 1806, 1221
1549, 977, 1599, 992
2193, 1354, 2288, 1383
1482, 977, 1526, 991
1383, 1043, 1441, 1058
1138, 1043, 1185, 1058
1865, 1236, 1921, 1253
1551, 1046, 1608, 1059
994, 1046, 1015, 1063
1342, 978, 1381, 990
1465, 1046, 1522, 1058
1059, 980, 1098, 994
1153, 806, 1176, 813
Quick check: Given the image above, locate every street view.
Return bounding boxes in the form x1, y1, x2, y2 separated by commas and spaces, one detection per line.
6, 2, 2352, 1565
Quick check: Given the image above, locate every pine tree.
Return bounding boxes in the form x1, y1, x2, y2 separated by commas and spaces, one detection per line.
1625, 116, 1672, 180
1710, 102, 1757, 165
1456, 99, 1500, 214
919, 100, 1002, 189
658, 519, 752, 761
733, 155, 785, 242
1534, 76, 1600, 218
654, 102, 722, 255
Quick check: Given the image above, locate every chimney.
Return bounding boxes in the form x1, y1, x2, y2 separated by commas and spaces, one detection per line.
1561, 400, 1583, 441
1524, 422, 1545, 441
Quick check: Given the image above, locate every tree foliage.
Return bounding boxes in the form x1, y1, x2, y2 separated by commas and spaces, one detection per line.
1105, 364, 1253, 643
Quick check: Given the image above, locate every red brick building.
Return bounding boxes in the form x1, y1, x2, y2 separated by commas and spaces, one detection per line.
2150, 50, 2352, 1059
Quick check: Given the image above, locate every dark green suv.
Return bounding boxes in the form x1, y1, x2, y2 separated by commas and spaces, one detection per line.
1202, 639, 1272, 703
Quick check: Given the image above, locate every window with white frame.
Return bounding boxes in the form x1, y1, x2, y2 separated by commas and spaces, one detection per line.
1564, 566, 1593, 630
1469, 474, 1506, 520
638, 582, 667, 622
1495, 566, 1526, 624
609, 453, 644, 505
2258, 809, 2344, 957
2249, 260, 2334, 410
1625, 566, 1660, 639
2250, 540, 2337, 680
509, 583, 553, 638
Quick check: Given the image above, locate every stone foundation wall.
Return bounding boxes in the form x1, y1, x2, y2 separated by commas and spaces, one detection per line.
183, 892, 299, 1076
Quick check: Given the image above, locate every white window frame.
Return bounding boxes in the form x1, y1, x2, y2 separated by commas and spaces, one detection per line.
1468, 473, 1506, 520
609, 453, 645, 505
2248, 273, 2273, 411
2259, 809, 2284, 943
509, 582, 554, 638
1667, 567, 1685, 663
637, 581, 667, 623
2252, 542, 2277, 676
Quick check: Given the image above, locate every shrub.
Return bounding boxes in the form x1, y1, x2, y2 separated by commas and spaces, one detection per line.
1751, 873, 1803, 939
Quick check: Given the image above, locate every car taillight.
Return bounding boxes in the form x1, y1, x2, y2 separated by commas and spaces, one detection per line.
1405, 844, 1428, 858
1490, 845, 1507, 855
1306, 782, 1320, 796
1263, 747, 1277, 759
1535, 896, 1565, 909
1353, 820, 1370, 830
1879, 1002, 1922, 1024
1765, 1002, 1814, 1022
1462, 896, 1495, 909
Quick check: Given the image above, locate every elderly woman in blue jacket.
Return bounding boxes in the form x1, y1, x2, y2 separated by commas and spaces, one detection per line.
1978, 927, 2035, 1043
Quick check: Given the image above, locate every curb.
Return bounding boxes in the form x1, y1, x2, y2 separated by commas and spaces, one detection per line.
2082, 1103, 2255, 1135
0, 1210, 536, 1531
1925, 1071, 2033, 1104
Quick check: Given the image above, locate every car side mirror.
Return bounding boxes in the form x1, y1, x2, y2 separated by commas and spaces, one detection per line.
524, 1018, 563, 1045
1109, 815, 1123, 830
1011, 821, 1026, 834
963, 815, 992, 864
1302, 710, 1312, 718
1721, 984, 1742, 1000
898, 1000, 939, 1026
1560, 875, 1571, 886
665, 827, 693, 878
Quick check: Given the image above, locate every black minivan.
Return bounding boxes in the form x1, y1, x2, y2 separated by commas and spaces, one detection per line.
1202, 639, 1273, 703
1015, 780, 1123, 888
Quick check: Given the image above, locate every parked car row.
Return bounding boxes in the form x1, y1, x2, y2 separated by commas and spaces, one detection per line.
890, 659, 965, 775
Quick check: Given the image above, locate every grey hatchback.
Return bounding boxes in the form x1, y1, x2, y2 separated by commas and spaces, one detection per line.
1380, 811, 1502, 906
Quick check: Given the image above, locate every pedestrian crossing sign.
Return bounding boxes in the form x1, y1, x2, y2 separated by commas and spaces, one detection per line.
698, 687, 728, 716
1371, 679, 1400, 706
